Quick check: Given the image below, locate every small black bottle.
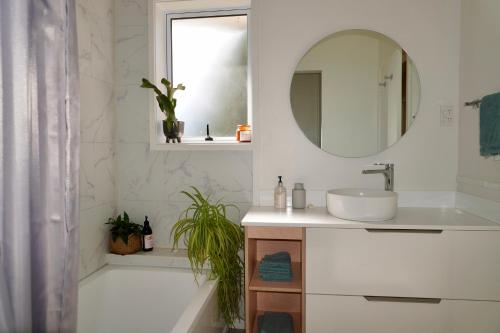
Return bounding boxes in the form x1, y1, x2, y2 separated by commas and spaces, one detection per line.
142, 216, 154, 251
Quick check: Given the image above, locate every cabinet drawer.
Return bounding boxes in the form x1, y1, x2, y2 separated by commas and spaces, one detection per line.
306, 294, 500, 333
306, 228, 500, 301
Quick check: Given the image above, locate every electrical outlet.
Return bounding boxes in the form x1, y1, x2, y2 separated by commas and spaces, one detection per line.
440, 105, 454, 127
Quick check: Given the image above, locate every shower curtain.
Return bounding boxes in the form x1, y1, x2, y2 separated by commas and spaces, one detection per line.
0, 0, 80, 332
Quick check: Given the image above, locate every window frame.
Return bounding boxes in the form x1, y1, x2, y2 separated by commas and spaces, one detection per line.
149, 0, 252, 150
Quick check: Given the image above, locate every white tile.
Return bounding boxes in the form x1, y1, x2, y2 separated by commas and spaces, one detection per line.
90, 16, 114, 83
76, 0, 92, 76
258, 190, 456, 208
115, 0, 148, 27
79, 202, 116, 279
116, 143, 165, 201
118, 200, 251, 248
456, 192, 500, 224
90, 0, 114, 24
115, 25, 148, 85
80, 143, 116, 210
397, 191, 456, 207
117, 200, 184, 248
116, 85, 149, 143
80, 75, 115, 143
77, 0, 114, 83
117, 143, 253, 203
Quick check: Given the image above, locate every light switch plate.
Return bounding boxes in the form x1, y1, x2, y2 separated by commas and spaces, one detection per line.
440, 105, 454, 127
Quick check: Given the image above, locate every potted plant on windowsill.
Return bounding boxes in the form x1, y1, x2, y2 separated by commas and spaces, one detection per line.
171, 187, 244, 328
106, 212, 143, 255
140, 78, 185, 143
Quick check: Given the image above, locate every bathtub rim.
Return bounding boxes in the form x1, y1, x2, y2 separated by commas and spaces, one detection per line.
171, 274, 220, 333
78, 264, 208, 286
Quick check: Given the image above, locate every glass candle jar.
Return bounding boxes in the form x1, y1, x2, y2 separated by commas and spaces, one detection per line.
236, 124, 252, 142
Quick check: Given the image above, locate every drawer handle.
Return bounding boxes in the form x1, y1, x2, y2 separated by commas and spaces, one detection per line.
364, 296, 442, 304
365, 228, 443, 234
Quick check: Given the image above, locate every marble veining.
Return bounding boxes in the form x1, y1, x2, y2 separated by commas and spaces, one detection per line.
80, 143, 116, 211
80, 74, 115, 143
115, 0, 148, 27
117, 144, 253, 248
116, 86, 149, 143
115, 25, 148, 85
114, 0, 253, 250
79, 203, 115, 279
77, 0, 116, 279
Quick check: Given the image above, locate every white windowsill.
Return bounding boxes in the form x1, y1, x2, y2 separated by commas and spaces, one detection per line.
150, 137, 253, 151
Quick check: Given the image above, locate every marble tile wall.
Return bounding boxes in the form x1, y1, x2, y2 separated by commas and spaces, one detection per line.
77, 0, 116, 279
114, 0, 253, 248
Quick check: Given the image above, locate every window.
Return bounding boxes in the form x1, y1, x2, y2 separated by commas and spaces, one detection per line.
150, 1, 251, 148
162, 9, 249, 142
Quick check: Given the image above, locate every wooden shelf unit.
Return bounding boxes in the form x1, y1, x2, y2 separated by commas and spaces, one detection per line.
245, 226, 305, 333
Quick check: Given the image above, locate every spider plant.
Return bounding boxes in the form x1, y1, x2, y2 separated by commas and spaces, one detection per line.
171, 187, 244, 328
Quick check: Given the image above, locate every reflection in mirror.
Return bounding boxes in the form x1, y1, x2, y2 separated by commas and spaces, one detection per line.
290, 30, 421, 157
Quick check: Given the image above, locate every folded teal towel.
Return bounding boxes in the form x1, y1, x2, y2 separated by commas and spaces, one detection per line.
258, 312, 294, 333
262, 252, 291, 262
260, 265, 291, 272
260, 261, 290, 268
259, 273, 292, 282
480, 92, 500, 156
259, 251, 292, 281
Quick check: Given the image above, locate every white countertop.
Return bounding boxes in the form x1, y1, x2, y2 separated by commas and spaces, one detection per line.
241, 206, 500, 231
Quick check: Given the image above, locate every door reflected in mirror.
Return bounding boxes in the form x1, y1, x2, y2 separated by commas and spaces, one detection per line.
290, 30, 421, 157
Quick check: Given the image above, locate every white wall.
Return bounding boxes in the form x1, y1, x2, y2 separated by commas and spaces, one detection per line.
458, 0, 500, 203
114, 0, 253, 248
252, 0, 460, 202
76, 0, 116, 279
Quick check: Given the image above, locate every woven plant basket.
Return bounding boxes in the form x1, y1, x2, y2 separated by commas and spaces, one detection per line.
109, 233, 142, 255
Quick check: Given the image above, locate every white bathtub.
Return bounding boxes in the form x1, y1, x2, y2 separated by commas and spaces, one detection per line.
77, 265, 224, 333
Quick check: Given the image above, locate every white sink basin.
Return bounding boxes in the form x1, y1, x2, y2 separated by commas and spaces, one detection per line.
326, 188, 397, 221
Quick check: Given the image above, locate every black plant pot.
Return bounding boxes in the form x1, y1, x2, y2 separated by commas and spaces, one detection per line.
163, 120, 184, 143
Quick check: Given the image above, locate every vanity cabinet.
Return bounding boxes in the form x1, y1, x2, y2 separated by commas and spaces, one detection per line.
242, 207, 500, 332
306, 228, 500, 332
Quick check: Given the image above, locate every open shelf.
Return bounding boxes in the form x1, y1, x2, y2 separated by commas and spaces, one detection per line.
249, 261, 302, 293
245, 226, 305, 332
252, 311, 302, 333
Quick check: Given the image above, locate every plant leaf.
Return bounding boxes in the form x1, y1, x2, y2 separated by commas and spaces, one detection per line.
171, 186, 243, 327
140, 78, 163, 96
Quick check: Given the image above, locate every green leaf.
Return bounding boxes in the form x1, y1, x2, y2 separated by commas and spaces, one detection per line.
171, 187, 243, 327
140, 78, 163, 96
106, 211, 142, 245
140, 77, 185, 123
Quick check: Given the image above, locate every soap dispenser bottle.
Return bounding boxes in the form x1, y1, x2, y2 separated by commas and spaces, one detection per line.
274, 176, 287, 209
142, 216, 154, 251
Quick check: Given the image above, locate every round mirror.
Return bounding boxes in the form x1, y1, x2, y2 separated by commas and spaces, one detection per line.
290, 29, 421, 157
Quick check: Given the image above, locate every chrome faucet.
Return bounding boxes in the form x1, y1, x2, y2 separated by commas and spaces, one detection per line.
362, 163, 394, 191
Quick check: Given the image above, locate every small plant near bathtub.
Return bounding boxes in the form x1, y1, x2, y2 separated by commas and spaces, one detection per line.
171, 187, 244, 328
106, 212, 143, 255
